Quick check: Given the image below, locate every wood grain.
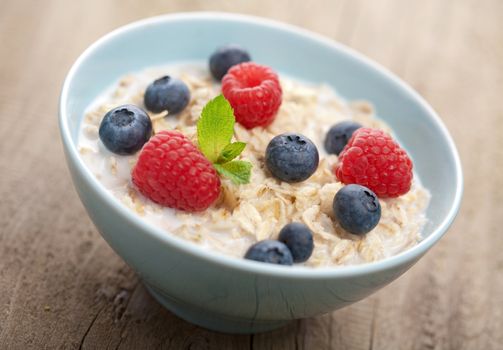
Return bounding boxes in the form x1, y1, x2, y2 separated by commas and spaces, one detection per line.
0, 0, 502, 349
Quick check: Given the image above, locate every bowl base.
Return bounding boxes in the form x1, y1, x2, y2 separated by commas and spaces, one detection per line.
144, 282, 291, 334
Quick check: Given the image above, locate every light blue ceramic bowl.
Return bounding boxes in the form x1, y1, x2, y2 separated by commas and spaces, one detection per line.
59, 12, 463, 334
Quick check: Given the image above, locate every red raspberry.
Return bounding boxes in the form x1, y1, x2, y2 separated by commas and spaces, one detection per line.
222, 62, 282, 129
335, 128, 413, 198
132, 130, 221, 211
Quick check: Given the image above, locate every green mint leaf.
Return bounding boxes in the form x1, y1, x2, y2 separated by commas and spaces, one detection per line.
217, 142, 246, 164
197, 94, 235, 163
196, 95, 253, 185
214, 160, 252, 185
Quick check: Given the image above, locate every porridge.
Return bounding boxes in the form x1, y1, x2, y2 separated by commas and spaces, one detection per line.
78, 47, 429, 267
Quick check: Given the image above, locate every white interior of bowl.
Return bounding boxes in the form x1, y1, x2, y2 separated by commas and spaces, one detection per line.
59, 12, 463, 277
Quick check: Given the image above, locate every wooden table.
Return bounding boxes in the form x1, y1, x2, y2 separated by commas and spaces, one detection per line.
1, 0, 501, 348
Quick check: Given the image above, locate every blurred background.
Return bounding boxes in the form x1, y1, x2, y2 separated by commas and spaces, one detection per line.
1, 0, 502, 349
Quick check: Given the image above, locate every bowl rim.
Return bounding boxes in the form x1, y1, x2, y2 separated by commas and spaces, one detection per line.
59, 11, 463, 279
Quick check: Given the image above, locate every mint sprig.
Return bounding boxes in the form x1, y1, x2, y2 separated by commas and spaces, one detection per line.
197, 95, 252, 184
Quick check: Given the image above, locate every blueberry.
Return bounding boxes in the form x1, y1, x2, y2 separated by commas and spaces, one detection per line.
144, 76, 190, 114
244, 240, 293, 265
209, 45, 251, 81
278, 223, 314, 263
98, 104, 152, 155
324, 121, 362, 155
333, 184, 381, 235
265, 133, 319, 183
